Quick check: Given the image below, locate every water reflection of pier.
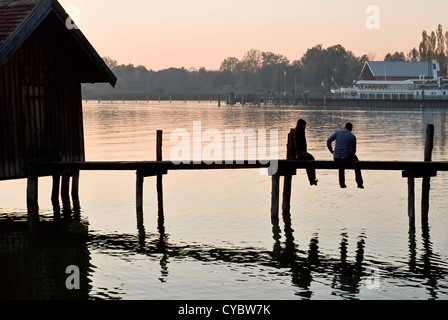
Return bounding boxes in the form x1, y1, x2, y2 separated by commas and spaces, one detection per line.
1, 191, 446, 299
3, 131, 448, 299
0, 210, 90, 300
86, 204, 447, 299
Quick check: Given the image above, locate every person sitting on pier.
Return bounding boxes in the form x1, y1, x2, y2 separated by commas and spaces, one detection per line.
294, 119, 318, 186
327, 122, 364, 189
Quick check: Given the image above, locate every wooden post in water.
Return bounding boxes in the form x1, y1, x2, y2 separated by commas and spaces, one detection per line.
156, 130, 164, 223
282, 129, 296, 215
51, 175, 60, 205
271, 173, 280, 221
282, 174, 292, 215
408, 173, 415, 230
27, 176, 39, 223
51, 175, 61, 216
157, 174, 164, 227
157, 130, 163, 162
421, 124, 434, 225
72, 171, 80, 212
61, 175, 71, 211
136, 130, 164, 215
136, 171, 144, 213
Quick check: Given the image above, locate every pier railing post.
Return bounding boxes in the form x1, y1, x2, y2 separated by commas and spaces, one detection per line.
421, 124, 434, 226
157, 130, 163, 162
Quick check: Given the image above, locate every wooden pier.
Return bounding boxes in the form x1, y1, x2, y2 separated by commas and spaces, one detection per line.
24, 125, 448, 231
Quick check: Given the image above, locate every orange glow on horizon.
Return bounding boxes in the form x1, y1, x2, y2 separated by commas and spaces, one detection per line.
59, 0, 448, 71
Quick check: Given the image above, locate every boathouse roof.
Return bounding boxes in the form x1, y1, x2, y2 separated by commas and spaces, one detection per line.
0, 0, 117, 86
360, 61, 433, 80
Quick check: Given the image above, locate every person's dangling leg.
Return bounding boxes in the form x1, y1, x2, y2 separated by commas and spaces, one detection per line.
305, 153, 318, 186
335, 158, 346, 188
351, 155, 364, 188
338, 168, 346, 188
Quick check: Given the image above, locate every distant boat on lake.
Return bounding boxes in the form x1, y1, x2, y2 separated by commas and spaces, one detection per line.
332, 60, 448, 101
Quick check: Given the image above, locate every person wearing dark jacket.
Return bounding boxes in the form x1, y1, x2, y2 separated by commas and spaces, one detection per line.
327, 122, 364, 189
294, 119, 318, 186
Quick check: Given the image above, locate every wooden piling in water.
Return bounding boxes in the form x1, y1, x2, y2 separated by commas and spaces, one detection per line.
27, 176, 39, 223
282, 174, 292, 214
72, 171, 80, 211
271, 174, 280, 221
51, 175, 60, 205
422, 124, 434, 225
282, 129, 296, 215
51, 175, 61, 216
61, 175, 71, 210
156, 130, 165, 222
136, 130, 166, 214
136, 172, 144, 213
403, 124, 435, 230
408, 174, 415, 230
157, 130, 163, 162
157, 174, 164, 224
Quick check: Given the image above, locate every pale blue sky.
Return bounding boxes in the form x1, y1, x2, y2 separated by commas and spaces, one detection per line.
59, 0, 448, 70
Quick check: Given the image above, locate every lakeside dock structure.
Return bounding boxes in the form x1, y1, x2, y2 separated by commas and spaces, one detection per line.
23, 124, 448, 233
1, 1, 448, 234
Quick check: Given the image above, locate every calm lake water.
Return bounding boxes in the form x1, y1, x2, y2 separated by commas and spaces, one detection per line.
1, 101, 448, 300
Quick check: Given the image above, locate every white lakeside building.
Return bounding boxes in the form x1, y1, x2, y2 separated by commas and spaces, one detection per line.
333, 60, 448, 100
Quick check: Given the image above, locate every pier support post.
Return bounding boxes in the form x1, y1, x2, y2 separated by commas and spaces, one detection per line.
27, 176, 39, 223
51, 175, 60, 205
156, 130, 165, 227
271, 174, 280, 221
72, 171, 80, 213
408, 174, 415, 230
136, 130, 165, 215
282, 174, 292, 215
51, 175, 61, 216
421, 124, 434, 226
157, 174, 164, 229
61, 175, 71, 210
136, 172, 144, 213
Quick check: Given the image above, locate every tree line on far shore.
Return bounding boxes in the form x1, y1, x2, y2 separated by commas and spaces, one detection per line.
82, 24, 448, 100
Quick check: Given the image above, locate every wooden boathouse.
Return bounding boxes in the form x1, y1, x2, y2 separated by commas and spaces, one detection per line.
0, 1, 116, 187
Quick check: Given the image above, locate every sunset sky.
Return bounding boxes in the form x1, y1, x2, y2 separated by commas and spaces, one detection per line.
59, 0, 448, 71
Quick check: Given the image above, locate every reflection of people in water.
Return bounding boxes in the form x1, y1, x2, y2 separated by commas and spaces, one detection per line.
294, 119, 318, 186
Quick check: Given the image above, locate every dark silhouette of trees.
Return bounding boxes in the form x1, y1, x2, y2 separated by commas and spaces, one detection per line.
384, 52, 406, 61
419, 24, 448, 76
82, 27, 448, 100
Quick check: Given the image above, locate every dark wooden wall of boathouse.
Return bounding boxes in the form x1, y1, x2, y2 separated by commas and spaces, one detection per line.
0, 15, 85, 181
